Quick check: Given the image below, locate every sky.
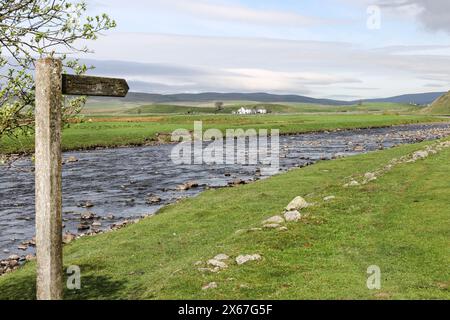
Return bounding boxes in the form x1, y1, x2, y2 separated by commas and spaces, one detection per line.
78, 0, 450, 100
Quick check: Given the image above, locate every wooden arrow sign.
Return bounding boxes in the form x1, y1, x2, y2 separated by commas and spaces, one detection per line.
62, 74, 129, 97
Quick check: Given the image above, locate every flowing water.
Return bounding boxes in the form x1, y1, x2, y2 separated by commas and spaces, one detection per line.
1, 122, 450, 259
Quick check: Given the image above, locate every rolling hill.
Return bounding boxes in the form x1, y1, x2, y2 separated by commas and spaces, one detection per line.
86, 91, 446, 107
363, 92, 446, 105
422, 91, 450, 115
87, 92, 353, 106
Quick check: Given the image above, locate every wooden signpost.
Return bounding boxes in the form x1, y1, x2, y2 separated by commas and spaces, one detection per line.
35, 58, 129, 300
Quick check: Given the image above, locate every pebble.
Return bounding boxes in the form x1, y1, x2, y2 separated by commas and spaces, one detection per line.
146, 195, 162, 204
176, 181, 199, 191
263, 215, 285, 225
236, 254, 262, 265
286, 196, 309, 211
202, 282, 218, 290
213, 254, 229, 261
81, 212, 96, 220
263, 223, 281, 229
78, 201, 94, 208
25, 255, 35, 261
207, 259, 228, 269
364, 172, 377, 182
284, 210, 301, 222
63, 233, 76, 244
344, 180, 360, 187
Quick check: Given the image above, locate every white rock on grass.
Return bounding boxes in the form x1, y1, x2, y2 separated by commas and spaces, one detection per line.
202, 282, 218, 290
198, 267, 220, 273
412, 150, 429, 161
236, 254, 262, 265
263, 223, 281, 229
364, 172, 377, 182
213, 254, 229, 261
323, 196, 336, 202
286, 196, 309, 211
284, 210, 301, 222
262, 215, 285, 225
344, 180, 360, 187
207, 259, 228, 269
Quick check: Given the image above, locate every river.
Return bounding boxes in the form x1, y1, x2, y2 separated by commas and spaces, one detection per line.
1, 122, 450, 259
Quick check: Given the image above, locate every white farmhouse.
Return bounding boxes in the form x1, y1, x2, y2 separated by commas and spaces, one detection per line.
237, 107, 252, 115
236, 107, 267, 115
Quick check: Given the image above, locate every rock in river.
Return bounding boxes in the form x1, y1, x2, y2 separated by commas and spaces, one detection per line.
176, 181, 199, 191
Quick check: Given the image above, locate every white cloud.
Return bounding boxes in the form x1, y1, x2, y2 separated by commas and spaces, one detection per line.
92, 0, 319, 27
345, 0, 450, 33
77, 32, 450, 99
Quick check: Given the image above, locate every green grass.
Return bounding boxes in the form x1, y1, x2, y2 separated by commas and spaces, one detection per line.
0, 114, 444, 154
86, 100, 422, 115
1, 138, 449, 299
423, 92, 450, 115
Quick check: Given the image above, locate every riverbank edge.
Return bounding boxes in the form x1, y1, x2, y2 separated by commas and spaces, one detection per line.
1, 120, 449, 162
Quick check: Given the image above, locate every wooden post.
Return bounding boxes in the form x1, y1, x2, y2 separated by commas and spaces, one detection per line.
35, 58, 63, 300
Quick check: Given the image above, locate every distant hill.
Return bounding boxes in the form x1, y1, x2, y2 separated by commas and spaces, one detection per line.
422, 91, 450, 115
88, 92, 354, 106
87, 91, 447, 107
363, 92, 446, 105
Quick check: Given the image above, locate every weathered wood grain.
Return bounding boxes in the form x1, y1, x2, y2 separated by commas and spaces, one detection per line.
62, 74, 129, 97
35, 58, 63, 300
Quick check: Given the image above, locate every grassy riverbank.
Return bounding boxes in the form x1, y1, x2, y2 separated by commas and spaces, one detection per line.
0, 137, 449, 299
0, 114, 444, 154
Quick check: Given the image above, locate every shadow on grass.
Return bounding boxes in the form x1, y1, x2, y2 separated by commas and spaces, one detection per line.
0, 263, 128, 300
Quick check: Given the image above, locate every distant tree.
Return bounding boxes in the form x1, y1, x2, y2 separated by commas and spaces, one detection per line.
215, 101, 224, 112
358, 100, 364, 106
0, 0, 116, 138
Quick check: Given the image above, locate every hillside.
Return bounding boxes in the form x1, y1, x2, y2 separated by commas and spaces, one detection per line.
84, 91, 445, 113
86, 92, 353, 106
423, 91, 450, 115
364, 92, 445, 105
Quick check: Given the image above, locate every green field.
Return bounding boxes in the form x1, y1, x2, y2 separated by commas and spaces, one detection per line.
0, 114, 444, 155
1, 137, 449, 299
84, 100, 422, 115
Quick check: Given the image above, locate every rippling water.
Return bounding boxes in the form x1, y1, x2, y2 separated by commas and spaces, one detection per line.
1, 122, 449, 259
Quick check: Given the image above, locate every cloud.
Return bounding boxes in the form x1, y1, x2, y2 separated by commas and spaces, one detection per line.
76, 32, 450, 99
404, 0, 450, 33
93, 0, 320, 27
156, 0, 317, 27
351, 0, 450, 33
